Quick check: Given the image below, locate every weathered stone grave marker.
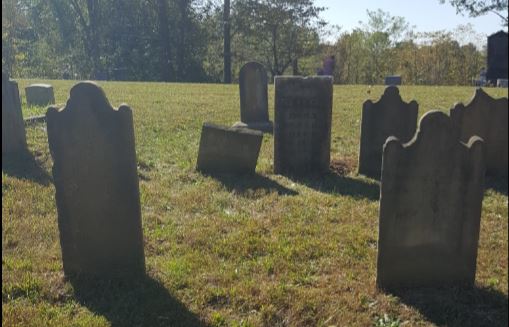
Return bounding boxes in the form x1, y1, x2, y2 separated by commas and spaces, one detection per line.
358, 86, 418, 179
26, 83, 55, 106
197, 123, 263, 174
274, 76, 333, 175
377, 111, 485, 290
384, 75, 402, 86
2, 72, 27, 155
450, 88, 508, 177
46, 81, 145, 277
233, 62, 273, 133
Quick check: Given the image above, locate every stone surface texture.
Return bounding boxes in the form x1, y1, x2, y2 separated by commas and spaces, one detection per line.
450, 88, 508, 177
197, 123, 263, 174
358, 86, 418, 179
2, 72, 27, 155
377, 111, 485, 290
26, 83, 55, 106
46, 81, 145, 277
274, 76, 333, 175
239, 62, 269, 123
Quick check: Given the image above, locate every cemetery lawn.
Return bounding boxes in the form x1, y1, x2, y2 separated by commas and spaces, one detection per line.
3, 80, 508, 327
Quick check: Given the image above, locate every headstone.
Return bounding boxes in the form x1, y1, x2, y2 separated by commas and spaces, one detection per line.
46, 81, 145, 277
384, 75, 402, 86
497, 78, 508, 87
196, 123, 263, 174
358, 86, 418, 179
450, 88, 508, 177
486, 31, 508, 84
274, 76, 333, 175
377, 111, 485, 291
25, 84, 55, 106
233, 62, 273, 133
2, 72, 27, 155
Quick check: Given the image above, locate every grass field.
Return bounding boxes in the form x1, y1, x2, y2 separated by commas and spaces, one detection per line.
2, 80, 508, 327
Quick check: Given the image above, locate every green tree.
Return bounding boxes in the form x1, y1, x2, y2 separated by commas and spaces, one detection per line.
439, 0, 508, 26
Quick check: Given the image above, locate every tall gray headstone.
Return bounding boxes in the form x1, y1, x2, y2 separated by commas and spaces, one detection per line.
233, 62, 273, 133
377, 111, 485, 291
274, 76, 333, 175
358, 86, 418, 179
46, 81, 145, 277
2, 72, 27, 155
196, 123, 263, 174
26, 83, 55, 106
450, 88, 508, 177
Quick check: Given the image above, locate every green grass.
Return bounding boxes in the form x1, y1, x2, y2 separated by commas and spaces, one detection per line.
3, 80, 508, 326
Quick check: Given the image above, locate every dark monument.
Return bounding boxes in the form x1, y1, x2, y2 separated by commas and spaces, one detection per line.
46, 81, 145, 277
486, 31, 508, 84
377, 111, 485, 290
2, 72, 27, 155
274, 76, 333, 175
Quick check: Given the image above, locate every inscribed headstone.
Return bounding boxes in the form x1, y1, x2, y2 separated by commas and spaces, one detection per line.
377, 111, 485, 290
274, 76, 333, 175
46, 81, 145, 277
197, 123, 263, 174
358, 86, 418, 179
233, 62, 273, 133
26, 83, 55, 106
2, 72, 27, 155
450, 88, 508, 177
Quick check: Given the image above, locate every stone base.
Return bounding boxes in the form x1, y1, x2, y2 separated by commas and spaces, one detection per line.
232, 121, 273, 133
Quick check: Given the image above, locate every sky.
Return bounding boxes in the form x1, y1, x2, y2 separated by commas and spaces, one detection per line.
315, 0, 508, 46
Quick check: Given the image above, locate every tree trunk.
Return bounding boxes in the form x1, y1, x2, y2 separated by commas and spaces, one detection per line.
223, 0, 231, 84
157, 0, 172, 81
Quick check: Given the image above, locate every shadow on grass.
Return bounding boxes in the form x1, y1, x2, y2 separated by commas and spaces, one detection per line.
2, 150, 52, 186
70, 275, 208, 327
288, 171, 380, 200
392, 286, 508, 327
485, 175, 508, 195
206, 172, 298, 196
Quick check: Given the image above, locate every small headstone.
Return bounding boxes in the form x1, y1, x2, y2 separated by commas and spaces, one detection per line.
196, 123, 263, 174
25, 84, 55, 106
2, 72, 27, 155
384, 76, 402, 86
274, 76, 333, 175
358, 86, 418, 179
46, 81, 145, 277
450, 88, 508, 177
233, 62, 273, 133
497, 78, 508, 87
377, 111, 485, 290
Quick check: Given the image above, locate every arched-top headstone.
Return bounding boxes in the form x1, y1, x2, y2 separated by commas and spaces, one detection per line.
450, 88, 508, 177
233, 62, 273, 133
377, 111, 485, 291
358, 86, 418, 179
2, 72, 27, 155
46, 81, 145, 277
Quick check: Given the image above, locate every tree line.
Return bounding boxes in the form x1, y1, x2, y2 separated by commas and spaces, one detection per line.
2, 0, 506, 85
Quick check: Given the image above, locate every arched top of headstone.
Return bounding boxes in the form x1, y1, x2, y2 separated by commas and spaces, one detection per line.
364, 85, 418, 111
451, 87, 508, 115
385, 111, 482, 153
240, 62, 266, 76
47, 81, 130, 117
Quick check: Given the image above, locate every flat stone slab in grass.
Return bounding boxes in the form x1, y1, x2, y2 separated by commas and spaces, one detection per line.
46, 81, 145, 278
2, 72, 27, 155
377, 111, 485, 291
196, 123, 263, 174
450, 88, 508, 177
358, 86, 418, 179
274, 76, 333, 175
26, 83, 55, 106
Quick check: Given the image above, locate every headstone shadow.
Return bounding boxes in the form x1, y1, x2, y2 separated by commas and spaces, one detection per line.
485, 175, 508, 195
69, 275, 208, 327
288, 171, 380, 200
205, 172, 298, 196
390, 286, 508, 327
2, 150, 52, 186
